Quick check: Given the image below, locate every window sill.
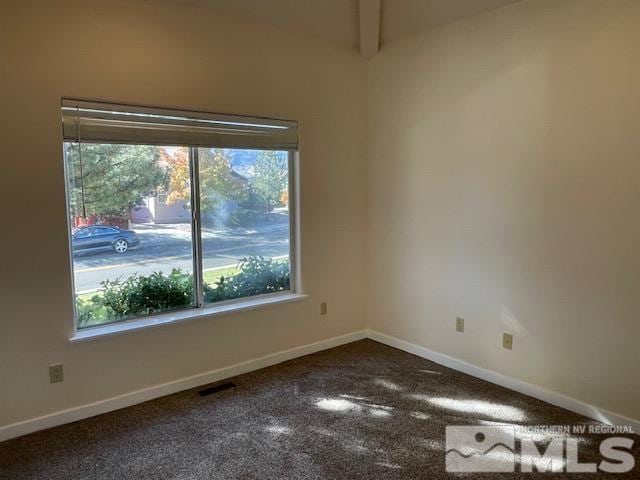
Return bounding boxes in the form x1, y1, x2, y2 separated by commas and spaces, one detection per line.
69, 292, 308, 343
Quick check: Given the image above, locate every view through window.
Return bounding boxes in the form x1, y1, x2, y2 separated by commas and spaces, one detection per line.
66, 142, 293, 329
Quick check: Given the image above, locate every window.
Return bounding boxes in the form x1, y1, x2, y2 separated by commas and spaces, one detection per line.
62, 99, 299, 330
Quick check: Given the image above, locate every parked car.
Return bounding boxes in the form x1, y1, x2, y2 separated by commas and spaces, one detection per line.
72, 225, 140, 255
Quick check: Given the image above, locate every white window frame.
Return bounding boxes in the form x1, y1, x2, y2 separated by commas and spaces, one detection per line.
63, 108, 304, 342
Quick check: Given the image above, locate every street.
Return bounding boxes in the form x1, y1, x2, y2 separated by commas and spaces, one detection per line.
73, 222, 290, 292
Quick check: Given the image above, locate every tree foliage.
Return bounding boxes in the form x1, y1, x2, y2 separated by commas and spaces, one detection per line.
251, 151, 288, 212
163, 147, 190, 206
161, 148, 289, 227
163, 148, 247, 212
66, 143, 165, 217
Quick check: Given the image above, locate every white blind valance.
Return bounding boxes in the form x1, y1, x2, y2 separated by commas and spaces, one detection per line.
61, 99, 298, 150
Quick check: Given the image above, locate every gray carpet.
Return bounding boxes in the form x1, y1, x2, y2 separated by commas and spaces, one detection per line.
0, 340, 637, 479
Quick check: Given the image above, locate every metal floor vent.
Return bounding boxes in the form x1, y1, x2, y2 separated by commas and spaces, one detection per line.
198, 382, 236, 397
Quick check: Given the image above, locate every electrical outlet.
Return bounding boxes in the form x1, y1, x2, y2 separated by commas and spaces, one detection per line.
503, 333, 513, 350
320, 302, 328, 315
456, 317, 464, 333
49, 364, 64, 383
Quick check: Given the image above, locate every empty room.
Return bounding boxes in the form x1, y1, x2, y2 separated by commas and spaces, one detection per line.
1, 0, 639, 478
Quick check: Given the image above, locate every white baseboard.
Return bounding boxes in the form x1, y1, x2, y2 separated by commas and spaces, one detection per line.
0, 330, 366, 443
366, 329, 640, 433
3, 328, 637, 443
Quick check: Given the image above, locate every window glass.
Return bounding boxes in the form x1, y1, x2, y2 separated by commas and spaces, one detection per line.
65, 143, 195, 328
197, 148, 291, 304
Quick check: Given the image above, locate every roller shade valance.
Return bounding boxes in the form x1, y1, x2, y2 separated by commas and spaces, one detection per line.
61, 99, 298, 150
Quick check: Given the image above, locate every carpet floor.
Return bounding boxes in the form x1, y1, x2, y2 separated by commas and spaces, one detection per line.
0, 339, 637, 479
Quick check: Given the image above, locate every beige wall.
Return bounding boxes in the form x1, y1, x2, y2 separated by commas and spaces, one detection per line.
368, 0, 640, 421
0, 0, 367, 427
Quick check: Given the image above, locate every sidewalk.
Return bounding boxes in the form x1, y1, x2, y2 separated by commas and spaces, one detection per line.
131, 217, 289, 238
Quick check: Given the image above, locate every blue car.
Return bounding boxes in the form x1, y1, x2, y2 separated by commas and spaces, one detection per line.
72, 225, 140, 255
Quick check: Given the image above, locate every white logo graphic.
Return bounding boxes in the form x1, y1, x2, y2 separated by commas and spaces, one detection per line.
446, 426, 516, 472
445, 425, 636, 474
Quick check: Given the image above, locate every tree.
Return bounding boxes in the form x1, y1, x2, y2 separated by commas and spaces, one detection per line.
251, 151, 288, 213
163, 147, 190, 206
66, 143, 166, 217
163, 148, 248, 212
199, 149, 247, 211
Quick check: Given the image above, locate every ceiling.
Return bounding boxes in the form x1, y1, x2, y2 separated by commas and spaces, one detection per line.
182, 0, 361, 48
181, 0, 523, 54
381, 0, 523, 43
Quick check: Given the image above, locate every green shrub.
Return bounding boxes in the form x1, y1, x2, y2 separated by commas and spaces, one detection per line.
100, 269, 194, 319
75, 256, 290, 327
205, 256, 290, 303
76, 296, 115, 327
227, 207, 266, 227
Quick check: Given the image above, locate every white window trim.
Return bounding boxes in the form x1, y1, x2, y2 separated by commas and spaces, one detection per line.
70, 292, 308, 343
